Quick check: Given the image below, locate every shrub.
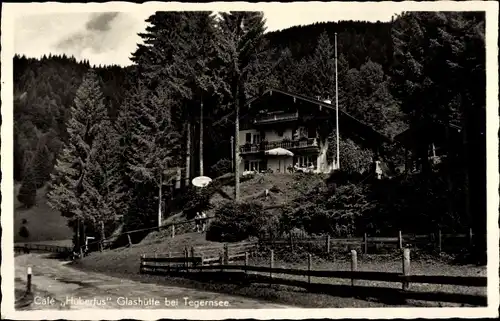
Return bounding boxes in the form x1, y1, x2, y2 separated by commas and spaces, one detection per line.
180, 183, 216, 219
17, 174, 37, 208
18, 226, 30, 238
206, 201, 267, 242
210, 158, 232, 178
280, 180, 373, 237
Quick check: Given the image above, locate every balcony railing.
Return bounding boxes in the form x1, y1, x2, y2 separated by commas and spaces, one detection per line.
253, 112, 299, 125
240, 138, 318, 154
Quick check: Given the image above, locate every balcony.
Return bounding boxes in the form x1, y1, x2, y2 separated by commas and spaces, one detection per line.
240, 138, 319, 154
253, 112, 299, 125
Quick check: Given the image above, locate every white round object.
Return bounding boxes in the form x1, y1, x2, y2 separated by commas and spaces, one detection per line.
192, 176, 212, 187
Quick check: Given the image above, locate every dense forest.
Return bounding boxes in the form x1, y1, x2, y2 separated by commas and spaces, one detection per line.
13, 12, 486, 260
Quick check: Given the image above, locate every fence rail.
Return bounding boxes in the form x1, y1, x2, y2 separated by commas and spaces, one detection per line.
139, 248, 486, 306
14, 243, 72, 254
263, 229, 474, 254
77, 216, 215, 256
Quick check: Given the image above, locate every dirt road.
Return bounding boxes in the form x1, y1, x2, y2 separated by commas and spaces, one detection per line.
15, 253, 292, 310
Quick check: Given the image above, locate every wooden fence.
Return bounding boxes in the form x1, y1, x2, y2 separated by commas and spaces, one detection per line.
14, 243, 72, 255
139, 247, 487, 306
14, 217, 214, 257
79, 216, 214, 255
140, 240, 258, 268
192, 240, 257, 265
262, 229, 474, 254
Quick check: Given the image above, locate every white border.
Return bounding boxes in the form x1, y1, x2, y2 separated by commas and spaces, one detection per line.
2, 1, 499, 319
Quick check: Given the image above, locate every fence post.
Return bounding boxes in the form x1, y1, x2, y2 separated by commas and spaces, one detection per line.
219, 253, 224, 273
289, 233, 294, 251
127, 233, 132, 247
171, 225, 175, 238
398, 230, 403, 249
363, 233, 368, 254
153, 253, 157, 272
168, 252, 171, 272
27, 267, 32, 294
244, 252, 249, 274
326, 235, 331, 254
402, 248, 410, 290
184, 246, 189, 272
140, 254, 145, 274
269, 250, 274, 281
307, 253, 312, 284
468, 228, 473, 248
190, 246, 195, 267
223, 244, 229, 265
437, 229, 442, 253
350, 250, 357, 287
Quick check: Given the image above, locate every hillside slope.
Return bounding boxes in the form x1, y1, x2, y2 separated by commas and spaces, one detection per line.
14, 184, 73, 243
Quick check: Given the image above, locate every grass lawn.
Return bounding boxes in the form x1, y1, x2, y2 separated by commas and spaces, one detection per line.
66, 173, 487, 307
14, 184, 73, 243
74, 239, 486, 308
76, 231, 220, 275
249, 251, 486, 299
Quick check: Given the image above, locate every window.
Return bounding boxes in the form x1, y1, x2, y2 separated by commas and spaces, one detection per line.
308, 126, 316, 138
244, 160, 260, 171
245, 133, 251, 143
249, 160, 260, 171
253, 134, 261, 144
295, 156, 316, 168
277, 130, 284, 137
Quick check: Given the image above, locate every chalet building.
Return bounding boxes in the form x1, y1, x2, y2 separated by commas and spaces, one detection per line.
394, 120, 463, 173
237, 89, 391, 175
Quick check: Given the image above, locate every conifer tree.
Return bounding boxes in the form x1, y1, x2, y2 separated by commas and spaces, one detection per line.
131, 12, 220, 180
17, 169, 37, 208
123, 83, 182, 228
47, 69, 107, 248
215, 11, 269, 201
81, 120, 125, 246
391, 12, 486, 262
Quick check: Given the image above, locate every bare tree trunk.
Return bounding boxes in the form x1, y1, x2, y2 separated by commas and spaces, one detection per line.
185, 122, 191, 187
462, 114, 471, 233
158, 174, 163, 228
76, 218, 80, 250
200, 98, 204, 176
82, 222, 86, 251
230, 136, 234, 172
100, 220, 105, 251
444, 120, 453, 224
234, 89, 241, 202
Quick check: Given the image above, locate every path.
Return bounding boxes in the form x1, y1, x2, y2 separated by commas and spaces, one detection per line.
15, 253, 292, 310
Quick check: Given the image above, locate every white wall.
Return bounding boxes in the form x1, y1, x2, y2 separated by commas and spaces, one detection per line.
239, 129, 260, 145
239, 127, 296, 144
267, 157, 293, 173
239, 154, 261, 174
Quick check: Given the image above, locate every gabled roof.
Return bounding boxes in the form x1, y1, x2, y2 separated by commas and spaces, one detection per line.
245, 88, 392, 143
393, 119, 462, 147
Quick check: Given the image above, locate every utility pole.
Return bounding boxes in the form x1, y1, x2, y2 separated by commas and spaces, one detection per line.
335, 32, 340, 170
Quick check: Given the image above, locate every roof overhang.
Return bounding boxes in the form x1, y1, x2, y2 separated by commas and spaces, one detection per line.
246, 88, 393, 145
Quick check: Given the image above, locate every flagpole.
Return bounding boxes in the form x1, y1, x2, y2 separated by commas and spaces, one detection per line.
335, 32, 340, 170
